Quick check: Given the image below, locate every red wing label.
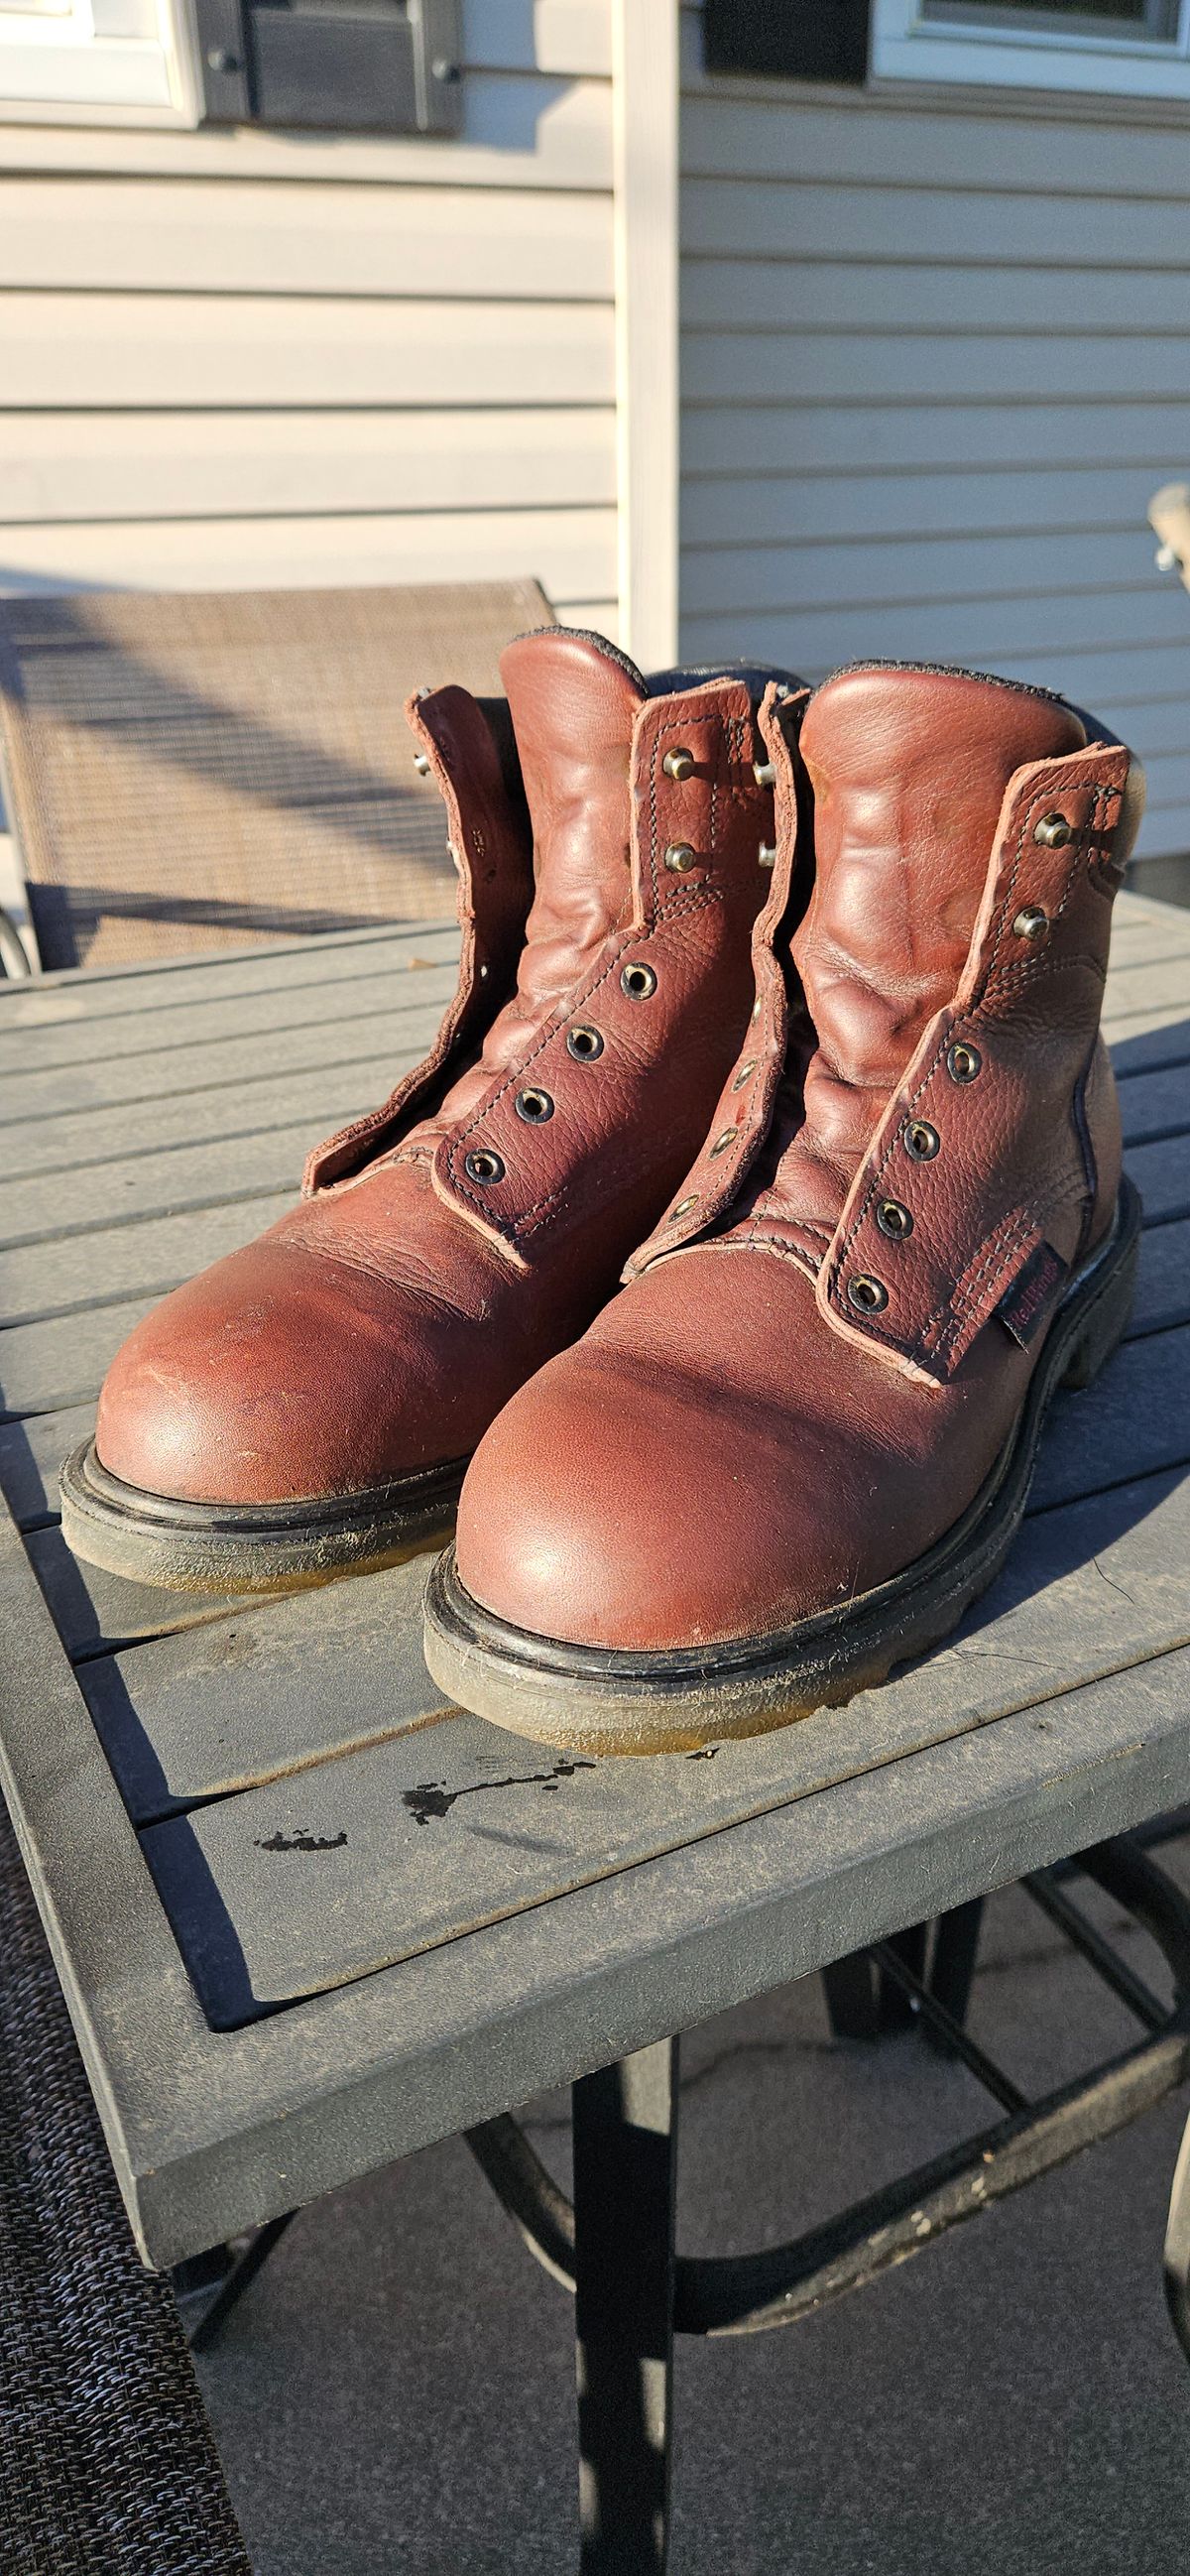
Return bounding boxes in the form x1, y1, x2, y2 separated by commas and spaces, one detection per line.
996, 1241, 1068, 1348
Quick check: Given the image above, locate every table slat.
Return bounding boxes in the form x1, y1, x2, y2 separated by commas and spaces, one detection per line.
0, 948, 456, 1080
0, 1192, 294, 1330
139, 1463, 1190, 2025
0, 991, 448, 1124
86, 1314, 1190, 1831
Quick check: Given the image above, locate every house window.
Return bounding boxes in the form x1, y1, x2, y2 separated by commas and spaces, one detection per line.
0, 0, 462, 129
0, 0, 199, 121
873, 0, 1190, 95
194, 0, 462, 136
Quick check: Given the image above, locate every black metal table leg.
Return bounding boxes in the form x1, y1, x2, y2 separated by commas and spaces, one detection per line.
877, 1921, 929, 2031
924, 1899, 986, 2049
1164, 2102, 1190, 2366
572, 2037, 678, 2575
187, 2212, 297, 2352
821, 1949, 881, 2039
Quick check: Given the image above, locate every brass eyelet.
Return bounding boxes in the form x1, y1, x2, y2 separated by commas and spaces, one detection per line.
1034, 812, 1073, 849
413, 750, 431, 777
621, 962, 657, 999
904, 1120, 941, 1162
666, 1193, 700, 1226
464, 1149, 505, 1185
876, 1198, 913, 1241
566, 1025, 604, 1061
946, 1042, 982, 1085
515, 1087, 553, 1123
732, 1058, 756, 1091
662, 748, 694, 783
758, 842, 777, 869
1012, 905, 1048, 942
664, 842, 698, 874
709, 1127, 737, 1158
753, 759, 776, 789
848, 1274, 889, 1315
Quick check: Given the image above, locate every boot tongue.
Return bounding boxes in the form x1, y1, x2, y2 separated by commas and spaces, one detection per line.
758, 665, 1088, 1236
499, 628, 645, 989
411, 630, 645, 1141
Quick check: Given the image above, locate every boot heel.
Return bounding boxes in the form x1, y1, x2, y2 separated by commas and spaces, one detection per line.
1061, 1228, 1138, 1391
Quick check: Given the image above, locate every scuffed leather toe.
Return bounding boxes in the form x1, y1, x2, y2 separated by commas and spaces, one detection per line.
454, 1248, 1012, 1654
95, 1227, 489, 1508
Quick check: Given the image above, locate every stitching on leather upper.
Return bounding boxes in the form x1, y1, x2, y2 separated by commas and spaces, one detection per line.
439, 882, 723, 1250
924, 1206, 1034, 1366
829, 774, 1120, 1354
648, 707, 726, 915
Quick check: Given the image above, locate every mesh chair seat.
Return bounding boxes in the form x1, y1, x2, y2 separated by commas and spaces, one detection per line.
0, 578, 554, 971
0, 1788, 252, 2574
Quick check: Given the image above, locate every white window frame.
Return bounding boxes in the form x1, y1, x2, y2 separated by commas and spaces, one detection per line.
0, 0, 200, 125
872, 0, 1190, 98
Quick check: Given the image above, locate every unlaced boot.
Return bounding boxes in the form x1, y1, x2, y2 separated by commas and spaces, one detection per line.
61, 629, 800, 1592
425, 663, 1143, 1751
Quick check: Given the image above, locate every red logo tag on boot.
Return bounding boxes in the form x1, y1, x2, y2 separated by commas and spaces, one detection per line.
997, 1241, 1068, 1348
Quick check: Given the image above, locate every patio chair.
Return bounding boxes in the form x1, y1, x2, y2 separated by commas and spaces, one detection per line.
0, 1791, 251, 2574
0, 576, 555, 974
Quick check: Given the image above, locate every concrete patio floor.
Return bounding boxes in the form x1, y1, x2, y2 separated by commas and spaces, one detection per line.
195, 1840, 1190, 2575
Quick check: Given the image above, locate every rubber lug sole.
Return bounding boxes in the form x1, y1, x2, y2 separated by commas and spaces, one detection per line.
422, 1179, 1142, 1756
59, 1440, 467, 1596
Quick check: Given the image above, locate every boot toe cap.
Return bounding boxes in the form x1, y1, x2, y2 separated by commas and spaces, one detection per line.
95, 1235, 473, 1507
453, 1338, 845, 1655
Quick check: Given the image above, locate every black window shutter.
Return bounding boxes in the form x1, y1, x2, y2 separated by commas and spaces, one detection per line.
703, 0, 873, 85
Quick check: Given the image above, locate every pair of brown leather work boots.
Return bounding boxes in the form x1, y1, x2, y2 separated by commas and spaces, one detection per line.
62, 628, 1144, 1755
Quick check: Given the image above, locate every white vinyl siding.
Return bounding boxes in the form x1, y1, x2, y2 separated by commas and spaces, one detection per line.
0, 1, 618, 635
679, 1, 1190, 864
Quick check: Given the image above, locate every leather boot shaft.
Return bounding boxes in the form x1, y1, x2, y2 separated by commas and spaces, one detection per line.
436, 660, 1145, 1738
360, 630, 801, 1275
76, 627, 802, 1580
633, 664, 1141, 1370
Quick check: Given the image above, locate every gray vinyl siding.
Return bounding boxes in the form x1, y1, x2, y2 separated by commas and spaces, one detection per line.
679, 3, 1190, 863
0, 0, 618, 634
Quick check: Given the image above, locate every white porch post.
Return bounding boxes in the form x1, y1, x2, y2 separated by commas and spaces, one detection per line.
611, 0, 680, 670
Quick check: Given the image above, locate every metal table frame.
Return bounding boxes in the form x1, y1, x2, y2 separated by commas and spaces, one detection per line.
185, 1834, 1190, 2573
7, 1489, 1190, 2571
3, 906, 1190, 2571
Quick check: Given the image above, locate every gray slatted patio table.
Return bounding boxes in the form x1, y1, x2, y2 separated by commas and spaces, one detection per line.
2, 899, 1190, 2574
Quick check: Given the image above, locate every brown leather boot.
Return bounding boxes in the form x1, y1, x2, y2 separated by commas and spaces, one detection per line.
61, 630, 801, 1592
424, 663, 1144, 1752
